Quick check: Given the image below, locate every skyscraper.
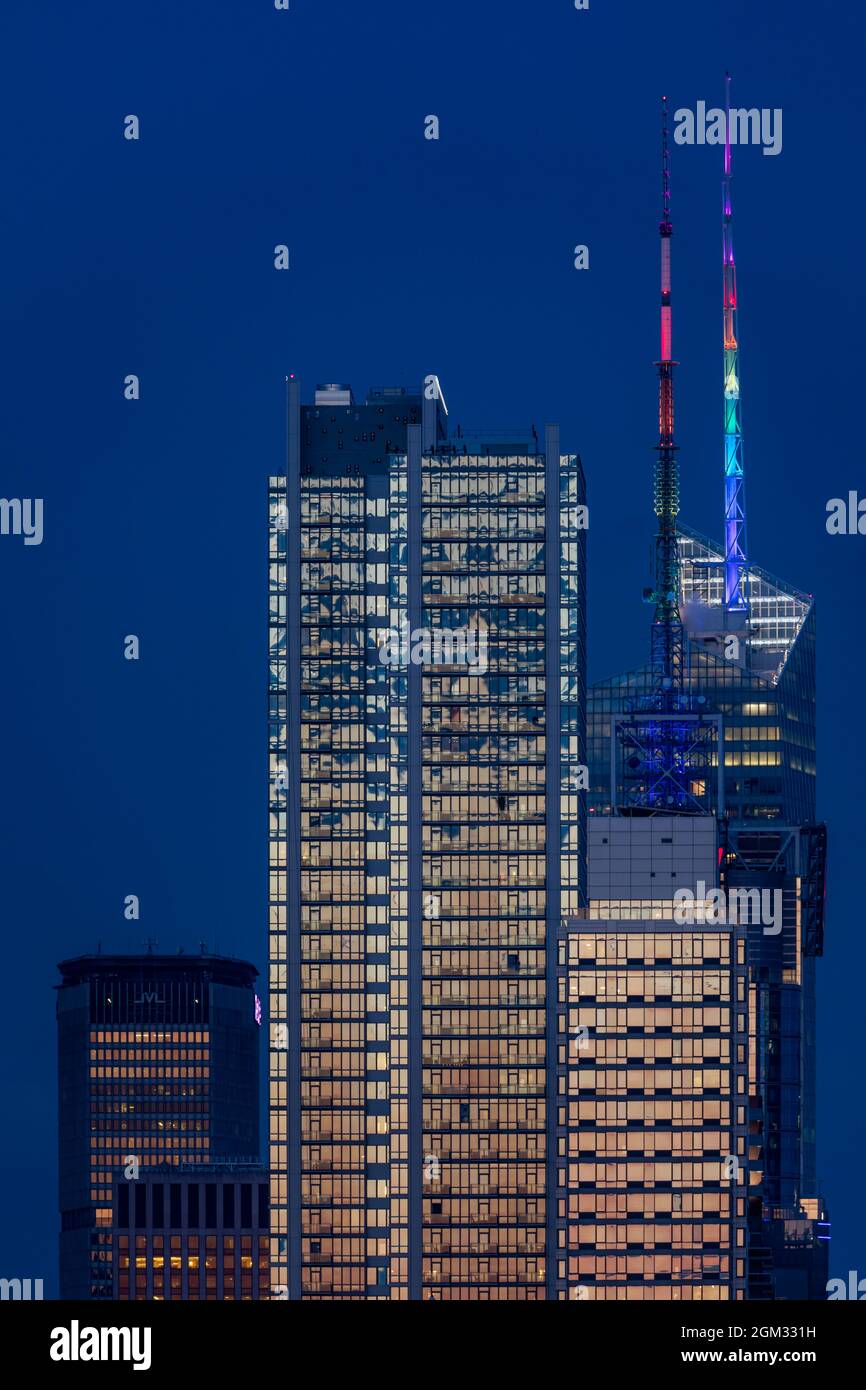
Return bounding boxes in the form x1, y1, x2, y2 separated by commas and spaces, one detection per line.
587, 533, 827, 1299
57, 950, 261, 1299
268, 380, 587, 1298
586, 84, 828, 1299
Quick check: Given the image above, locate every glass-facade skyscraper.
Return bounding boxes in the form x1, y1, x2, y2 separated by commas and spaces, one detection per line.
268, 380, 587, 1298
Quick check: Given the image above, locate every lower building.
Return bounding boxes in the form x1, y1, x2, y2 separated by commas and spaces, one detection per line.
57, 950, 261, 1298
561, 915, 749, 1298
564, 816, 750, 1299
113, 1162, 270, 1300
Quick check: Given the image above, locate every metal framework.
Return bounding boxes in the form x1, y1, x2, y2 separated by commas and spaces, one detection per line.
615, 98, 718, 815
613, 712, 722, 816
650, 96, 684, 692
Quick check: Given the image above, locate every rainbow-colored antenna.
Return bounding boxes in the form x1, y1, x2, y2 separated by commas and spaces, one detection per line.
723, 73, 749, 616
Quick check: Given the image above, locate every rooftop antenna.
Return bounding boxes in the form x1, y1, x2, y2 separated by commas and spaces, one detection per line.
722, 72, 750, 621
650, 94, 684, 698
615, 96, 717, 816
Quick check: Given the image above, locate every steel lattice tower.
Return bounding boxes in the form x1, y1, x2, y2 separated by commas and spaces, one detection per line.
615, 97, 719, 816
650, 96, 684, 692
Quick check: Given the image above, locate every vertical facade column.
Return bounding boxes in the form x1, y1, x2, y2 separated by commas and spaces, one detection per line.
544, 425, 563, 1299
732, 921, 751, 1300
286, 376, 302, 1300
406, 423, 423, 1299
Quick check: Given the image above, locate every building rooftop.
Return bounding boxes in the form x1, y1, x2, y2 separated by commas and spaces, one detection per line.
57, 952, 259, 988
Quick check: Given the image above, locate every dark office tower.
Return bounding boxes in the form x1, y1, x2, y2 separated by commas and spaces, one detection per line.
113, 1162, 269, 1300
269, 380, 587, 1299
721, 821, 828, 1298
57, 951, 261, 1300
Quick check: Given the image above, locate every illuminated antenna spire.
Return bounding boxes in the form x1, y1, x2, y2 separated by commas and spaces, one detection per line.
650, 95, 683, 693
615, 96, 717, 816
723, 72, 749, 614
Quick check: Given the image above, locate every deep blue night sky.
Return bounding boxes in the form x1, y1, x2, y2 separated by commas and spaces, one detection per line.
1, 1, 863, 1296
